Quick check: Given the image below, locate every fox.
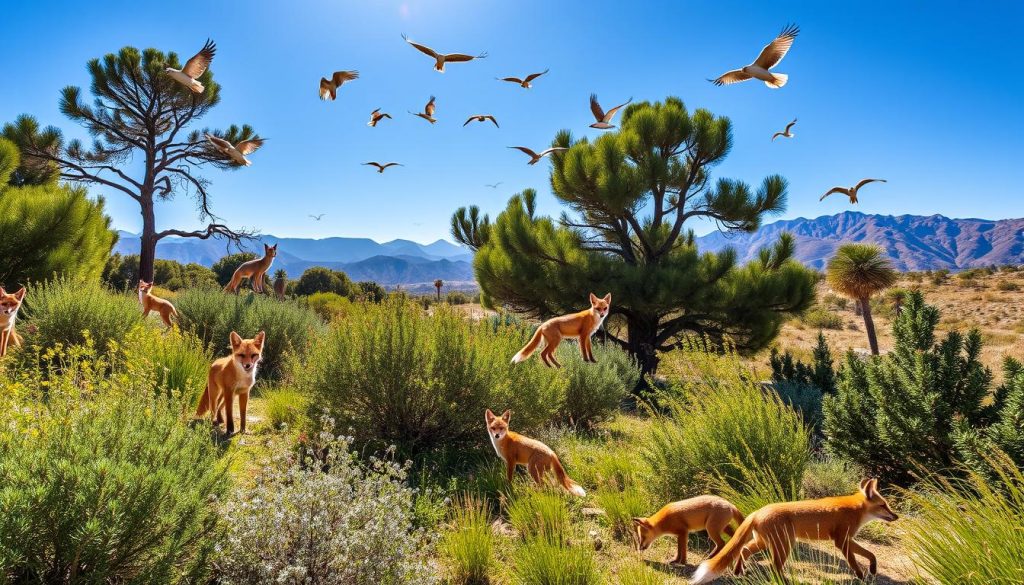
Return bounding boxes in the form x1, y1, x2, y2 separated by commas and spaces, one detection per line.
485, 408, 586, 497
690, 478, 899, 584
138, 281, 178, 328
224, 243, 277, 293
633, 495, 745, 566
511, 292, 611, 367
0, 286, 26, 358
195, 331, 265, 435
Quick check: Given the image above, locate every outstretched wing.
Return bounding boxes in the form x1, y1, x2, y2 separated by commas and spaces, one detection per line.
363, 162, 384, 171
402, 34, 439, 58
182, 39, 216, 78
538, 147, 569, 157
484, 115, 499, 128
509, 146, 538, 158
753, 24, 799, 69
381, 163, 403, 169
603, 97, 632, 122
820, 187, 849, 201
424, 95, 436, 116
589, 94, 606, 122
236, 138, 265, 156
463, 116, 476, 127
524, 69, 549, 83
205, 133, 233, 151
785, 118, 797, 132
855, 178, 886, 191
331, 70, 359, 85
772, 132, 784, 141
709, 69, 753, 86
499, 76, 524, 84
443, 51, 487, 62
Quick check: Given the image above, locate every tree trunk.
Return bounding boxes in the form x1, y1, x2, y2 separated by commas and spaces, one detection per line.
860, 297, 880, 355
626, 316, 660, 389
139, 198, 157, 283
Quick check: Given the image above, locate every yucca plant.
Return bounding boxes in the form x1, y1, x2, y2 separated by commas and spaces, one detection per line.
440, 493, 494, 585
825, 244, 897, 354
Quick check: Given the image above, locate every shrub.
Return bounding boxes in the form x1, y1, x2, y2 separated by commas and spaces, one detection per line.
127, 326, 211, 402
174, 288, 324, 380
800, 306, 843, 330
800, 456, 861, 499
301, 291, 353, 322
769, 333, 837, 395
0, 340, 228, 583
215, 423, 436, 585
439, 493, 493, 585
901, 453, 1024, 584
295, 266, 353, 297
507, 488, 570, 544
996, 280, 1020, 292
21, 278, 141, 355
355, 280, 387, 303
558, 342, 636, 427
953, 357, 1024, 477
513, 540, 599, 585
641, 348, 809, 502
262, 387, 308, 430
446, 290, 471, 305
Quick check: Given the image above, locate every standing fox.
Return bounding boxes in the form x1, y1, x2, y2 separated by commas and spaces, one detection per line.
512, 292, 611, 367
138, 281, 178, 328
224, 243, 277, 293
195, 331, 265, 435
0, 286, 26, 358
691, 479, 899, 584
634, 495, 745, 565
485, 409, 586, 497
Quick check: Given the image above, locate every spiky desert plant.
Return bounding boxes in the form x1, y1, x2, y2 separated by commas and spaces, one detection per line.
825, 244, 897, 354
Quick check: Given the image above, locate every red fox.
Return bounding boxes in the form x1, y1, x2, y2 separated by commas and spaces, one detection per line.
0, 286, 26, 358
138, 281, 178, 328
634, 495, 745, 565
224, 244, 277, 293
485, 409, 586, 497
195, 331, 265, 435
690, 479, 899, 584
511, 292, 611, 367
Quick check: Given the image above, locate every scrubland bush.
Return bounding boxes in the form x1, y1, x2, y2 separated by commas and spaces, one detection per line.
800, 306, 843, 329
21, 278, 140, 356
446, 290, 471, 304
174, 288, 324, 379
800, 456, 862, 499
558, 342, 636, 427
301, 290, 353, 321
128, 326, 211, 402
215, 423, 435, 585
439, 493, 493, 585
262, 386, 308, 430
0, 340, 227, 583
507, 488, 570, 543
996, 279, 1020, 291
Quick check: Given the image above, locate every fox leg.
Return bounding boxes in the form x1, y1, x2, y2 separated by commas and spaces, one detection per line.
505, 458, 516, 483
578, 335, 591, 362
544, 336, 563, 368
671, 531, 688, 565
159, 309, 173, 328
767, 533, 792, 575
238, 391, 249, 434
736, 533, 768, 575
224, 390, 236, 435
586, 335, 597, 362
526, 458, 544, 486
848, 540, 876, 575
836, 537, 871, 579
706, 517, 729, 557
0, 329, 8, 357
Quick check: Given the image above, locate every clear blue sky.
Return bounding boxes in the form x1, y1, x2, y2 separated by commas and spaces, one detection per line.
1, 0, 1021, 244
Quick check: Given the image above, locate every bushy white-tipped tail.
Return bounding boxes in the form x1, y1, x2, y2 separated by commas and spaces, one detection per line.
569, 483, 586, 497
512, 328, 544, 364
689, 561, 718, 585
765, 73, 788, 88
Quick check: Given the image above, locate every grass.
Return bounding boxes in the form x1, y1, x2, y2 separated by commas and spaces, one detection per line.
440, 493, 494, 585
594, 485, 650, 542
260, 386, 308, 430
507, 487, 570, 544
512, 539, 600, 585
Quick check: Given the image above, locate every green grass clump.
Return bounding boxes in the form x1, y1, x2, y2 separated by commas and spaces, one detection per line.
594, 485, 650, 542
261, 386, 308, 430
800, 306, 844, 330
507, 488, 570, 544
126, 326, 211, 403
439, 493, 494, 585
615, 562, 665, 585
800, 456, 862, 499
512, 539, 600, 585
22, 277, 141, 356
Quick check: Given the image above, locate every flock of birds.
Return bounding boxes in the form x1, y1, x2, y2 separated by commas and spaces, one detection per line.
162, 25, 887, 215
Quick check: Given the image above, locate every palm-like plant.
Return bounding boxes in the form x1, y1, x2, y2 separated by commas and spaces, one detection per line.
273, 269, 288, 300
826, 244, 898, 354
434, 279, 443, 301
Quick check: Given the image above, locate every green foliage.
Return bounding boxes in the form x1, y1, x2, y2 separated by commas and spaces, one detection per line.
212, 252, 257, 286
901, 453, 1024, 584
800, 456, 862, 499
825, 244, 898, 301
354, 280, 387, 303
129, 326, 211, 402
439, 493, 493, 585
823, 291, 1011, 484
452, 96, 816, 377
0, 339, 228, 583
557, 342, 636, 426
446, 290, 471, 305
103, 253, 217, 291
594, 485, 650, 542
512, 539, 599, 585
262, 387, 308, 430
799, 306, 843, 330
641, 348, 809, 502
769, 333, 837, 395
295, 266, 353, 297
507, 488, 570, 544
173, 288, 324, 380
300, 291, 353, 322
21, 278, 141, 356
615, 562, 665, 585
953, 357, 1024, 478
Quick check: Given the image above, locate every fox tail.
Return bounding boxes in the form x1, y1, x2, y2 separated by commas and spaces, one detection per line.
690, 512, 756, 584
552, 457, 586, 497
512, 327, 544, 364
196, 385, 212, 417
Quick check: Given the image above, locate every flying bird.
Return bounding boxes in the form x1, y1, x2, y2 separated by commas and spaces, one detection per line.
309, 214, 326, 221
819, 178, 887, 204
409, 96, 437, 123
498, 69, 549, 88
464, 114, 499, 128
508, 146, 568, 165
709, 24, 799, 89
165, 39, 216, 94
485, 182, 503, 189
205, 134, 265, 167
363, 162, 403, 173
401, 34, 487, 73
368, 108, 392, 127
772, 118, 798, 141
589, 94, 632, 129
319, 70, 359, 101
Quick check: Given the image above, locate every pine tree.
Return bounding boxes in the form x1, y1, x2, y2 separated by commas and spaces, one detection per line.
451, 97, 816, 378
2, 44, 263, 282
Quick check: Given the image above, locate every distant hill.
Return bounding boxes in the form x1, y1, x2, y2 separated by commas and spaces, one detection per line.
695, 211, 1024, 271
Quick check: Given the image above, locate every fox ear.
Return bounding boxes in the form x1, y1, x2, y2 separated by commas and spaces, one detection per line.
229, 331, 242, 348
501, 409, 511, 422
867, 478, 880, 498
485, 409, 495, 421
14, 287, 25, 301
0, 286, 5, 295
603, 293, 611, 303
253, 331, 266, 348
859, 478, 871, 496
632, 517, 645, 527
589, 292, 598, 304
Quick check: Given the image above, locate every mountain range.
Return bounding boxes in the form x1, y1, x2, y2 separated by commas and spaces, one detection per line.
114, 212, 1023, 286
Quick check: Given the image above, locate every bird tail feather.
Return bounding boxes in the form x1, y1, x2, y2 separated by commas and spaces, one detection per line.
765, 73, 788, 88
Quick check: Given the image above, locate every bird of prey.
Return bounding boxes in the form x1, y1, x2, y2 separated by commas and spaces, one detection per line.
401, 34, 487, 73
820, 178, 887, 204
589, 94, 632, 129
508, 146, 568, 165
205, 134, 265, 166
363, 162, 403, 173
165, 39, 216, 93
710, 24, 799, 89
309, 214, 326, 221
319, 70, 359, 101
772, 118, 797, 141
485, 182, 503, 189
368, 108, 392, 127
410, 96, 437, 123
464, 114, 499, 128
498, 69, 549, 88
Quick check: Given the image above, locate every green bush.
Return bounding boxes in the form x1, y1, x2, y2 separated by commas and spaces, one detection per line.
800, 456, 862, 499
0, 340, 228, 583
174, 288, 324, 380
996, 280, 1020, 292
301, 291, 353, 322
262, 387, 308, 430
512, 539, 599, 585
641, 349, 809, 502
212, 252, 257, 287
295, 266, 353, 297
21, 278, 141, 356
558, 342, 636, 427
439, 493, 493, 585
127, 326, 211, 402
800, 306, 843, 330
446, 290, 471, 305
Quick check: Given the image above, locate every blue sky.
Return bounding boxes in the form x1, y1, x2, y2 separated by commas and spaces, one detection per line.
1, 0, 1021, 244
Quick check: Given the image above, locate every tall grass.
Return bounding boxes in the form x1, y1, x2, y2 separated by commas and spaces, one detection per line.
439, 493, 493, 585
126, 326, 211, 402
594, 485, 650, 542
507, 488, 570, 544
615, 562, 665, 585
512, 540, 600, 585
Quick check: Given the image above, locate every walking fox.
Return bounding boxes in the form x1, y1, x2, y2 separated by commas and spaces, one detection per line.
634, 495, 744, 565
195, 331, 265, 435
0, 286, 26, 358
138, 281, 178, 328
511, 292, 611, 367
224, 243, 277, 293
485, 409, 586, 496
690, 478, 898, 583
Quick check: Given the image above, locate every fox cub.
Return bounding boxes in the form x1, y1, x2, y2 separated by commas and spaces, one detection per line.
196, 331, 265, 435
633, 495, 744, 565
691, 478, 899, 583
0, 286, 26, 358
512, 292, 611, 367
485, 409, 586, 496
224, 243, 277, 293
138, 281, 178, 328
